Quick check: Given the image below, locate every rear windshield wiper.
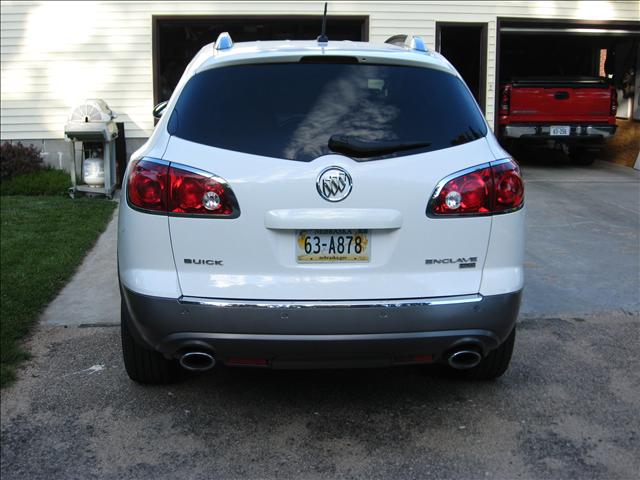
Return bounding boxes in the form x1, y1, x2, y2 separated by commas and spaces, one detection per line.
328, 135, 431, 158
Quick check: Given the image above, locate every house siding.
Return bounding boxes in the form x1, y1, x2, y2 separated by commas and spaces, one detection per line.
2, 0, 639, 143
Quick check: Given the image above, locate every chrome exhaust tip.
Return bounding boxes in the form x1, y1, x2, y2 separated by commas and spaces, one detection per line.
448, 349, 482, 370
179, 351, 216, 372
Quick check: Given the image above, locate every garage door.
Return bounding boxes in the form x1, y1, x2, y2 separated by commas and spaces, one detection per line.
496, 19, 640, 128
153, 16, 369, 103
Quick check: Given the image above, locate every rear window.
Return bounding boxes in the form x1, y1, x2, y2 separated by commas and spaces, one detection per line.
170, 63, 487, 162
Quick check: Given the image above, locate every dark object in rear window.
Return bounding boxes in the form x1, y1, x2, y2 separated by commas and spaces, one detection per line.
170, 63, 487, 162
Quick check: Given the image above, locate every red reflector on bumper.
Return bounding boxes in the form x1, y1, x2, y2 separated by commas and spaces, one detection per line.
226, 357, 268, 366
412, 354, 434, 363
394, 354, 434, 365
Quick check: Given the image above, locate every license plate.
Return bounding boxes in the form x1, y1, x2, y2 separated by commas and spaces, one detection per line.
550, 125, 570, 136
296, 229, 370, 262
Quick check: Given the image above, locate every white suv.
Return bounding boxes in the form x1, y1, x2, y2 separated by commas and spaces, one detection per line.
118, 34, 524, 384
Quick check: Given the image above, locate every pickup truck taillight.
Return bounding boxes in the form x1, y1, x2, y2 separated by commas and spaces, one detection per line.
127, 158, 240, 217
610, 87, 618, 116
428, 160, 524, 216
499, 85, 511, 115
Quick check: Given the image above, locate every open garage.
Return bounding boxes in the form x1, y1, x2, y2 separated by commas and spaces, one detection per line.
494, 19, 639, 165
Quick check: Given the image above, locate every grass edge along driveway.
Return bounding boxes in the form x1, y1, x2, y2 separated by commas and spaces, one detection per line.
0, 195, 116, 387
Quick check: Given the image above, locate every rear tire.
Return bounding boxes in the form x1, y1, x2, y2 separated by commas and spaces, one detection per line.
448, 327, 516, 380
121, 299, 180, 384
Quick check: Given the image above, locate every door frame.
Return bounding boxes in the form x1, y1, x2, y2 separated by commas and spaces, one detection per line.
435, 21, 488, 113
152, 14, 370, 106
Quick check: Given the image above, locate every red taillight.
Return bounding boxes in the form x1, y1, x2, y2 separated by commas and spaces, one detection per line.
127, 158, 239, 217
610, 87, 618, 116
499, 85, 511, 115
492, 161, 524, 213
431, 166, 493, 215
127, 159, 168, 212
168, 166, 236, 216
428, 160, 524, 216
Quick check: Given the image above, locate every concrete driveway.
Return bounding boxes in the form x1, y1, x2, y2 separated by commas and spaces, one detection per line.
1, 159, 639, 479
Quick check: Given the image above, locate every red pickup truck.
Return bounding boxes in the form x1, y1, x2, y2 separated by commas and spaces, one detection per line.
498, 77, 617, 164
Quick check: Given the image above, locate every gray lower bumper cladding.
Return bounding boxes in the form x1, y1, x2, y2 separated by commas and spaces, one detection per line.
121, 287, 521, 368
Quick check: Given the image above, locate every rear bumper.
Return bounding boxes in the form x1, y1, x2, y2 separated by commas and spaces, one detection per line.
122, 287, 522, 368
501, 124, 616, 140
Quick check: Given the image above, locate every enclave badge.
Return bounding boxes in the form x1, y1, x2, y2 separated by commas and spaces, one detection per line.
425, 257, 478, 269
317, 166, 352, 202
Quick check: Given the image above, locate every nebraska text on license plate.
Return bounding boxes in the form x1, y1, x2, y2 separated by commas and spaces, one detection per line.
296, 230, 370, 262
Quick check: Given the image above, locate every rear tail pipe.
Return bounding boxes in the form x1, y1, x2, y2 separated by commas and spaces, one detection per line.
179, 351, 216, 372
447, 349, 482, 370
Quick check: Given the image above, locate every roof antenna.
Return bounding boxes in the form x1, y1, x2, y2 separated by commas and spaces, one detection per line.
317, 2, 329, 43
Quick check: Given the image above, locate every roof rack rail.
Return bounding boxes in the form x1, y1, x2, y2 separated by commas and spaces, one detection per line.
214, 32, 233, 50
383, 35, 429, 53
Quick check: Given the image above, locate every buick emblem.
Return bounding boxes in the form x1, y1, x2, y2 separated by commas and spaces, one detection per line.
316, 166, 352, 202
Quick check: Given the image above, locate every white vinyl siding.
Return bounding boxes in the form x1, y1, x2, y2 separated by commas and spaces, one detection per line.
2, 1, 639, 140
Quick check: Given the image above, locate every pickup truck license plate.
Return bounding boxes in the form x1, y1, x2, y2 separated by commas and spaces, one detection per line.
296, 230, 369, 263
550, 125, 570, 136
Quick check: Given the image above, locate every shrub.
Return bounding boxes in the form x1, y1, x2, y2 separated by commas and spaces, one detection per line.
0, 168, 71, 196
0, 142, 43, 180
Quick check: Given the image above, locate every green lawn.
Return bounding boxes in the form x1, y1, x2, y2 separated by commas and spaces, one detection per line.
0, 195, 116, 387
0, 168, 70, 196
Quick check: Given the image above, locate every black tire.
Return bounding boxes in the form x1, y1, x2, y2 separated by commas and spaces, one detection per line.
448, 327, 516, 380
569, 147, 596, 166
121, 300, 180, 384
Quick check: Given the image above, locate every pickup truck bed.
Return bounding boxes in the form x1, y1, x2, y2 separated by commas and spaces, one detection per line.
498, 77, 617, 144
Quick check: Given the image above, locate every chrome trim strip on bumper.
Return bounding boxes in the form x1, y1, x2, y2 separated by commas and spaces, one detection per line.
178, 293, 483, 309
504, 125, 537, 138
585, 126, 616, 137
503, 125, 616, 138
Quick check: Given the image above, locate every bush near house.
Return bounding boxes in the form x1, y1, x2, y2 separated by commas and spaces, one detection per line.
0, 141, 71, 196
0, 141, 43, 180
0, 142, 116, 387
